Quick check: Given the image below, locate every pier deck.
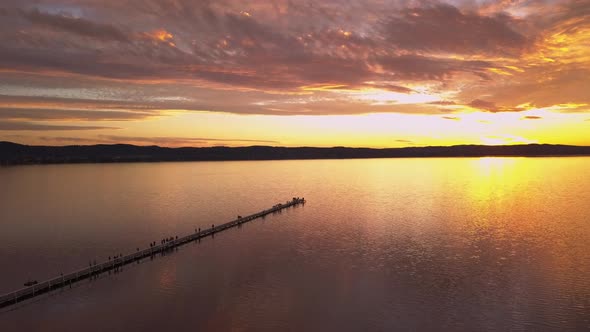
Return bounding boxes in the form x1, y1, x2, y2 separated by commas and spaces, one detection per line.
0, 197, 305, 308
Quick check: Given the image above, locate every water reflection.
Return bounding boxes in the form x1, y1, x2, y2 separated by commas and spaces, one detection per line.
0, 158, 589, 331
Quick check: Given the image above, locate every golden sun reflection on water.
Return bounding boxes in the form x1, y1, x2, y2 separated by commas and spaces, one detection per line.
466, 157, 528, 229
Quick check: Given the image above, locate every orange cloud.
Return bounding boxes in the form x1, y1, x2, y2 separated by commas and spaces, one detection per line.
0, 0, 589, 147
143, 29, 175, 47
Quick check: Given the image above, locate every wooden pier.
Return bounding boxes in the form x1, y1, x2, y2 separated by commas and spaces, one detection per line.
0, 197, 305, 308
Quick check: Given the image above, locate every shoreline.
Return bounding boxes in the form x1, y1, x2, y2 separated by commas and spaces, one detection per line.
2, 141, 590, 166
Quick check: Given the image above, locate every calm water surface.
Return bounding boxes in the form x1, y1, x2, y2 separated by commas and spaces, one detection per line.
0, 158, 589, 331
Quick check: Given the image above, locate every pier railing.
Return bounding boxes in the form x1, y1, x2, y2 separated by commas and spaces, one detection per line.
0, 197, 305, 308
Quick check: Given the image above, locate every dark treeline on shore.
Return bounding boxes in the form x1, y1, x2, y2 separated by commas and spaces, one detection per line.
1, 141, 590, 165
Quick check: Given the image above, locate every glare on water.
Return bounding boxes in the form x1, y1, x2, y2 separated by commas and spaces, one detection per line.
0, 157, 589, 331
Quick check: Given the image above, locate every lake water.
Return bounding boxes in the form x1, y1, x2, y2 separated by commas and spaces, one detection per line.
0, 157, 589, 331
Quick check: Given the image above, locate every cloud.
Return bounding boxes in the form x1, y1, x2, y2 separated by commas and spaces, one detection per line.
23, 135, 279, 146
468, 99, 527, 112
0, 94, 168, 111
469, 99, 497, 111
394, 139, 415, 145
18, 8, 129, 42
368, 83, 414, 94
383, 3, 528, 56
35, 136, 106, 144
0, 0, 587, 121
0, 121, 117, 131
429, 101, 457, 106
96, 135, 280, 146
376, 55, 492, 80
0, 107, 159, 121
0, 2, 499, 90
521, 115, 542, 120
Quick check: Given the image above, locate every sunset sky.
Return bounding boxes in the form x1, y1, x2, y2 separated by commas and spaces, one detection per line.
0, 0, 589, 147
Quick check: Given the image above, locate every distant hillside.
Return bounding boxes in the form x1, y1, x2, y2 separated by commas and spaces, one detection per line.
1, 141, 590, 165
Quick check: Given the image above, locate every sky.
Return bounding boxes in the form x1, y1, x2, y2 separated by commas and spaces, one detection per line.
0, 0, 589, 148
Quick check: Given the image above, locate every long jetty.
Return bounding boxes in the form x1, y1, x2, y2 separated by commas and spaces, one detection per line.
0, 197, 305, 309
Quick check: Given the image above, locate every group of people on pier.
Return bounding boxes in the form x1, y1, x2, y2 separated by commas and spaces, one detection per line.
10, 196, 307, 306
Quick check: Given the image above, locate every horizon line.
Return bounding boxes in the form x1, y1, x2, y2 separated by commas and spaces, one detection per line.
3, 141, 590, 150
